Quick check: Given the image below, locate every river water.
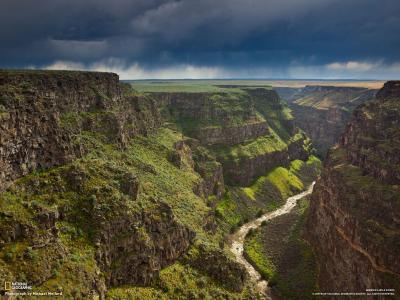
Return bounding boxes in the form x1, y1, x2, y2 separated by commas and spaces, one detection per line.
228, 182, 316, 299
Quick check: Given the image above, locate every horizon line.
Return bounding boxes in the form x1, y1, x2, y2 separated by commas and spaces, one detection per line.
122, 78, 389, 81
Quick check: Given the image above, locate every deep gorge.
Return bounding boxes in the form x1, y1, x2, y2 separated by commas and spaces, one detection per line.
0, 71, 399, 299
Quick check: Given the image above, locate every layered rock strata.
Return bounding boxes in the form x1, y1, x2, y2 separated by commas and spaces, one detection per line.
306, 81, 400, 296
277, 85, 377, 156
0, 71, 161, 190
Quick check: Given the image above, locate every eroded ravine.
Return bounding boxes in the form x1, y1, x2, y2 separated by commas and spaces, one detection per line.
228, 182, 316, 299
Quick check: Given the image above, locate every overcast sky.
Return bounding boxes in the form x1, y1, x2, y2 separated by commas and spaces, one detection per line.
1, 0, 399, 79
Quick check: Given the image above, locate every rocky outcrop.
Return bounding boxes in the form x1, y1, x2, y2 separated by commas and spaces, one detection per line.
195, 161, 224, 199
95, 200, 195, 287
194, 121, 269, 146
168, 139, 225, 199
373, 81, 400, 100
289, 105, 351, 156
169, 140, 195, 170
341, 82, 400, 184
306, 81, 400, 296
221, 149, 288, 186
152, 92, 254, 124
221, 133, 312, 186
0, 70, 161, 191
248, 88, 296, 135
277, 85, 377, 156
151, 92, 269, 145
191, 144, 225, 199
151, 88, 312, 186
0, 161, 195, 299
187, 245, 247, 292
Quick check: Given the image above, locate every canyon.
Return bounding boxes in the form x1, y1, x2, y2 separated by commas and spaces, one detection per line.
276, 85, 378, 157
0, 71, 318, 299
0, 71, 398, 300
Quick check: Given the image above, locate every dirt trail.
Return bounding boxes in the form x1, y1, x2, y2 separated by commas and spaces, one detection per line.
228, 182, 315, 299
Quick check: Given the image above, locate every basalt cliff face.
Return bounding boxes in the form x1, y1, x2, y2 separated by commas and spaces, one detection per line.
0, 71, 161, 191
151, 88, 314, 186
219, 131, 311, 186
276, 85, 377, 157
306, 81, 400, 296
151, 91, 269, 146
0, 71, 204, 299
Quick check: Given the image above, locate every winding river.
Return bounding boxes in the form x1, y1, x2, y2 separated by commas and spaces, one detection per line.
228, 182, 316, 299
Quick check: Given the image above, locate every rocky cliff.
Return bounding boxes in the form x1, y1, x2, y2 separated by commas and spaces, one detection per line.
151, 91, 269, 145
151, 88, 312, 186
217, 132, 312, 186
276, 85, 377, 156
0, 72, 320, 299
0, 70, 161, 191
0, 71, 248, 299
306, 81, 400, 296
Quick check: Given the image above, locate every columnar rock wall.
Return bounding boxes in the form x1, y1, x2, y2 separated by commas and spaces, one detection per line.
341, 82, 400, 184
306, 81, 400, 296
0, 71, 161, 190
96, 201, 195, 287
221, 133, 311, 186
193, 121, 269, 146
151, 92, 270, 145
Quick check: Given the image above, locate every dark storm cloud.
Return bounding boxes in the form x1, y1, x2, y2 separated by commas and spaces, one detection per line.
0, 0, 399, 78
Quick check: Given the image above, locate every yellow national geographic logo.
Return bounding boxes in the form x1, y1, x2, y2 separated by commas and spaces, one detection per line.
4, 281, 11, 291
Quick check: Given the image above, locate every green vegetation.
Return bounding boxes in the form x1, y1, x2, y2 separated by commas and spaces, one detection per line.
264, 166, 304, 199
215, 190, 249, 228
0, 74, 323, 298
212, 129, 287, 161
168, 92, 267, 136
215, 155, 321, 230
244, 197, 319, 299
245, 155, 320, 207
329, 147, 400, 252
0, 126, 232, 297
129, 79, 273, 93
244, 231, 276, 280
107, 262, 256, 299
292, 87, 374, 110
289, 155, 322, 183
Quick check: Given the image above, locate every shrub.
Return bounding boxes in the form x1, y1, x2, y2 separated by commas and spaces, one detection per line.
24, 247, 37, 260
256, 209, 264, 217
4, 252, 13, 262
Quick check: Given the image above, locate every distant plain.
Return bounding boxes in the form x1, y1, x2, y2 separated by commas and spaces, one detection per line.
128, 79, 385, 93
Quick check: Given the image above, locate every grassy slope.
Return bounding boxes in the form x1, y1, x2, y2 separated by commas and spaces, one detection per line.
211, 128, 287, 161
169, 93, 267, 136
0, 126, 255, 298
108, 262, 257, 299
215, 156, 321, 232
200, 88, 302, 165
244, 197, 320, 300
286, 86, 376, 111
